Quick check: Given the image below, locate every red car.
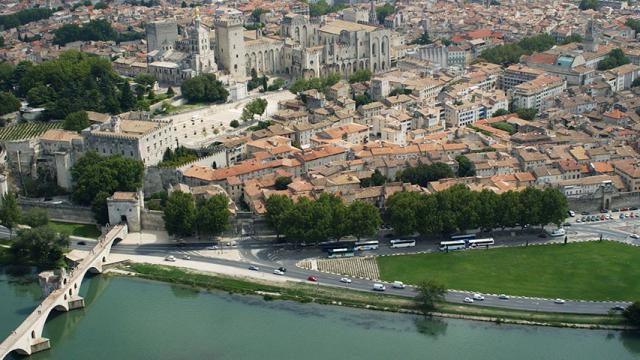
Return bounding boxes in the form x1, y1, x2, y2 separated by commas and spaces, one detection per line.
307, 275, 318, 282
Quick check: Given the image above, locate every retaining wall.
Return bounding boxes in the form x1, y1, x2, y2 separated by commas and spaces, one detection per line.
18, 200, 95, 224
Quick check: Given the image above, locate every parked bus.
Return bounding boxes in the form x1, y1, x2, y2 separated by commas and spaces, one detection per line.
354, 240, 379, 251
320, 240, 356, 252
327, 248, 355, 258
439, 240, 466, 252
450, 234, 477, 242
390, 239, 416, 248
468, 238, 494, 248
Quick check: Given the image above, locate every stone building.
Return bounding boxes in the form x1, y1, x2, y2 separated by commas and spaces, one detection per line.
83, 115, 176, 166
107, 191, 143, 232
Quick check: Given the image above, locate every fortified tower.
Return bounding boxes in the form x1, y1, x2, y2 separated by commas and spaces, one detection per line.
215, 16, 247, 79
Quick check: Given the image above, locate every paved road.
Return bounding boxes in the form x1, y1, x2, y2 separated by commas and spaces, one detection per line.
92, 242, 629, 315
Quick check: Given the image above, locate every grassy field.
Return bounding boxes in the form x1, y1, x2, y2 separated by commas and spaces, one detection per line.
48, 221, 101, 238
377, 241, 640, 301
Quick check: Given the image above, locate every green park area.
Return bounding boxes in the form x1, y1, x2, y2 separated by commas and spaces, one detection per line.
48, 221, 101, 239
377, 241, 640, 301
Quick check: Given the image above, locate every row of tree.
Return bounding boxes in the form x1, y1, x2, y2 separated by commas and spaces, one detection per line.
180, 73, 229, 104
0, 8, 53, 31
479, 33, 581, 65
70, 152, 144, 224
2, 50, 138, 119
158, 146, 199, 168
163, 191, 231, 239
53, 19, 144, 46
597, 49, 630, 71
395, 162, 455, 187
289, 73, 341, 95
264, 193, 382, 243
385, 185, 568, 237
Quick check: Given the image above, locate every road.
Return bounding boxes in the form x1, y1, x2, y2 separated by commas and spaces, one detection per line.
86, 242, 629, 315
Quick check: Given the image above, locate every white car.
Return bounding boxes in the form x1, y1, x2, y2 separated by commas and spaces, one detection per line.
182, 255, 191, 260
498, 294, 510, 300
207, 245, 219, 250
392, 281, 406, 289
340, 277, 352, 284
472, 293, 485, 301
372, 283, 386, 291
550, 228, 566, 237
273, 269, 285, 275
631, 234, 640, 239
554, 298, 566, 304
463, 297, 474, 304
164, 255, 176, 262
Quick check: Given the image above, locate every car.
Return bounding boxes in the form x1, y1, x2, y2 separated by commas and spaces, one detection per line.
307, 275, 318, 282
563, 222, 572, 227
631, 207, 639, 211
550, 228, 566, 237
538, 233, 548, 238
278, 267, 287, 273
576, 219, 581, 223
392, 281, 406, 289
182, 255, 191, 260
606, 214, 612, 220
340, 277, 352, 284
77, 241, 86, 246
498, 294, 510, 300
581, 211, 589, 215
600, 208, 608, 213
164, 255, 176, 262
472, 293, 485, 301
612, 208, 620, 212
248, 265, 259, 271
176, 242, 187, 247
463, 297, 474, 304
600, 215, 606, 220
631, 234, 640, 239
273, 269, 285, 275
372, 283, 386, 291
631, 213, 636, 218
611, 305, 626, 311
620, 213, 625, 219
568, 210, 576, 217
207, 245, 219, 250
554, 298, 566, 304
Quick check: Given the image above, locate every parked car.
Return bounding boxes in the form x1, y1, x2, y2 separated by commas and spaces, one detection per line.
498, 294, 510, 300
554, 298, 566, 304
568, 210, 575, 217
576, 219, 581, 223
307, 275, 318, 282
77, 241, 86, 246
550, 228, 566, 237
340, 277, 352, 284
581, 211, 589, 215
620, 213, 625, 219
273, 269, 284, 275
278, 267, 287, 273
463, 297, 474, 304
611, 305, 626, 312
248, 265, 259, 271
630, 234, 640, 239
182, 255, 191, 260
563, 222, 572, 227
472, 293, 485, 301
164, 255, 176, 262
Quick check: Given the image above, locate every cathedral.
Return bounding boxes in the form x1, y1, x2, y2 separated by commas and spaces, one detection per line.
146, 8, 391, 85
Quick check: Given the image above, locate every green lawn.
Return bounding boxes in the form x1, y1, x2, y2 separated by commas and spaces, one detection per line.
48, 221, 101, 239
377, 241, 640, 301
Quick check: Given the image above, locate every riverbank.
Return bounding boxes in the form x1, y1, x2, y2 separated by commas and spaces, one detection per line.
116, 262, 633, 330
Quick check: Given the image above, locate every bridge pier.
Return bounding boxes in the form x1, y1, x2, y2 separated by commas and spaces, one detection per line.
29, 338, 51, 355
68, 296, 85, 310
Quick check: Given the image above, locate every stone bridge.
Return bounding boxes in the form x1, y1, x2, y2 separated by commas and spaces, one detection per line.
0, 224, 128, 359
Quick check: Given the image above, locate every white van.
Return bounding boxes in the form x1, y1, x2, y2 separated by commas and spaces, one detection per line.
372, 283, 386, 291
392, 281, 406, 289
550, 228, 566, 237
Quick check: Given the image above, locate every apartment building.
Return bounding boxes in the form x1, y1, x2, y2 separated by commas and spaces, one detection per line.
510, 75, 566, 112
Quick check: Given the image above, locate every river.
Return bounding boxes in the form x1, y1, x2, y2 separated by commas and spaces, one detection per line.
1, 268, 639, 360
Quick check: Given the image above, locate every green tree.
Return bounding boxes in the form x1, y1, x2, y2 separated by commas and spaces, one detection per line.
396, 162, 454, 187
579, 0, 598, 10
386, 192, 420, 236
166, 86, 175, 97
10, 226, 69, 268
516, 107, 537, 120
274, 176, 292, 190
361, 169, 387, 187
561, 34, 583, 45
0, 91, 20, 115
264, 194, 293, 240
0, 192, 21, 238
477, 189, 499, 231
597, 49, 630, 71
415, 193, 442, 235
497, 191, 521, 229
94, 2, 108, 9
63, 110, 90, 132
518, 187, 543, 230
626, 18, 640, 33
347, 201, 382, 240
251, 8, 266, 23
230, 119, 240, 128
623, 301, 640, 326
455, 155, 476, 177
376, 3, 395, 24
20, 208, 49, 228
91, 191, 110, 224
164, 191, 196, 237
196, 195, 230, 240
492, 108, 509, 117
541, 187, 568, 227
415, 280, 446, 313
71, 151, 144, 207
349, 69, 372, 83
180, 73, 229, 103
410, 30, 432, 45
119, 82, 136, 111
